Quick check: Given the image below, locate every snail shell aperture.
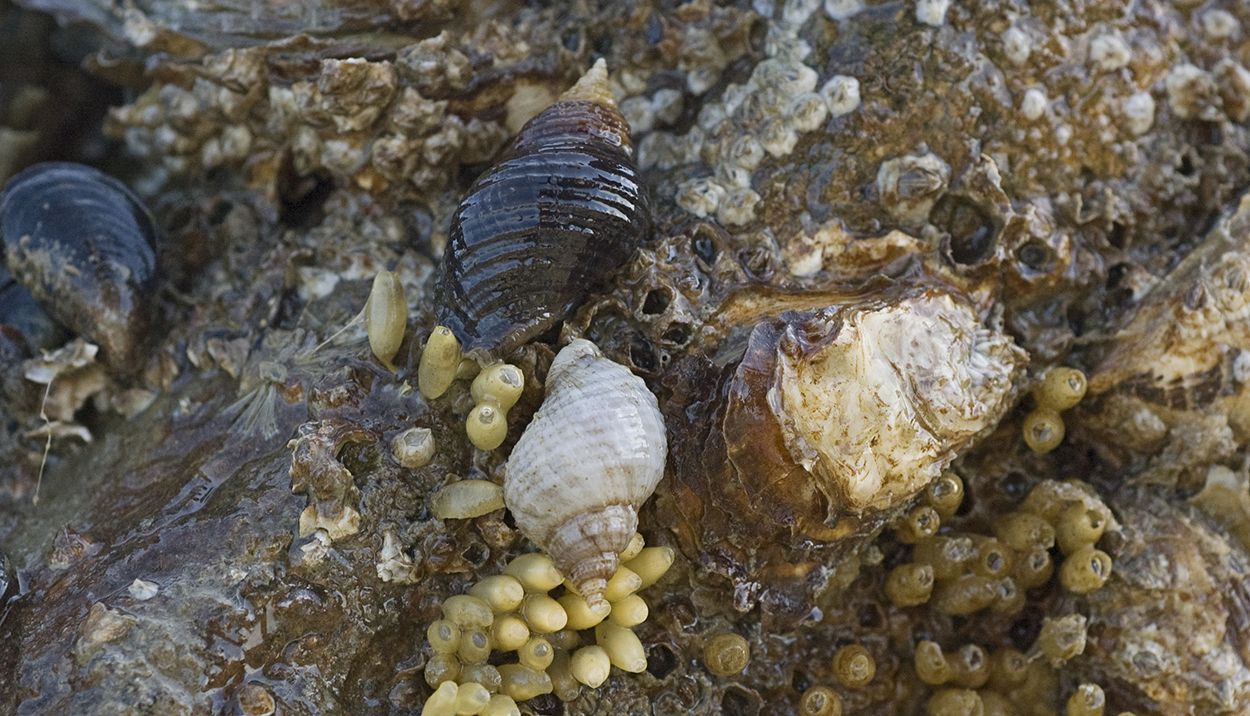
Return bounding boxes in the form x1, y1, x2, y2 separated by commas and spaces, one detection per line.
504, 339, 667, 608
435, 60, 651, 355
0, 162, 159, 371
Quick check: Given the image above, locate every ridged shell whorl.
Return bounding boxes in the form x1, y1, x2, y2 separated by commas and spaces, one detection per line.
435, 60, 650, 355
504, 339, 667, 607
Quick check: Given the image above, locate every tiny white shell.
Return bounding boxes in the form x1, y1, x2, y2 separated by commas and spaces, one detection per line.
504, 339, 667, 608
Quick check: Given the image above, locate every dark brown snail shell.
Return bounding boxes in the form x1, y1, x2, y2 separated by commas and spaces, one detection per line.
435, 60, 650, 355
0, 162, 159, 372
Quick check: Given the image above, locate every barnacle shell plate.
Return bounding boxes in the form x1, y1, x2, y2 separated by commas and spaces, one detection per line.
504, 339, 666, 607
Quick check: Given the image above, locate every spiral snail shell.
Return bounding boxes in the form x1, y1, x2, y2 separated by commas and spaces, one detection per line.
0, 162, 159, 371
435, 60, 650, 355
504, 339, 667, 608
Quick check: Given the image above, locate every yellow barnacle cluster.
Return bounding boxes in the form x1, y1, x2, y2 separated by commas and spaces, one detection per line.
1022, 367, 1087, 454
892, 478, 1116, 714
917, 642, 1058, 715
420, 539, 674, 715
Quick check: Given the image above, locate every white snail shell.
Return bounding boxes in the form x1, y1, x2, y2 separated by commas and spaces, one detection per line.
504, 339, 667, 608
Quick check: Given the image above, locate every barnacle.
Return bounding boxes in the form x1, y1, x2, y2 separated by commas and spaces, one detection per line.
703, 632, 751, 677
391, 427, 435, 469
831, 644, 875, 688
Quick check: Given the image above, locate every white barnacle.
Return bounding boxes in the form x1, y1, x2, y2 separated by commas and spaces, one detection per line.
392, 427, 435, 469
820, 75, 861, 117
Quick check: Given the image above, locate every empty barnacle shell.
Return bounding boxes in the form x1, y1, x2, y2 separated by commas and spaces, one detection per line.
661, 284, 1026, 617
434, 60, 651, 356
0, 162, 159, 372
504, 339, 666, 608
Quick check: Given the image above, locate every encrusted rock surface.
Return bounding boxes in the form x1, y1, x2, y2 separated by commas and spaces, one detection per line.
2, 0, 1250, 713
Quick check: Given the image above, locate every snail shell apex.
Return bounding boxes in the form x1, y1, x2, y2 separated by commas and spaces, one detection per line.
435, 61, 650, 355
504, 339, 667, 608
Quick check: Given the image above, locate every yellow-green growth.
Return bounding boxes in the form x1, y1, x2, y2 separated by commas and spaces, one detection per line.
424, 653, 460, 687
624, 546, 675, 589
482, 693, 521, 716
418, 327, 461, 399
1035, 366, 1087, 412
457, 628, 492, 664
518, 636, 555, 671
504, 553, 563, 592
470, 575, 525, 614
427, 619, 461, 654
421, 681, 458, 715
831, 644, 875, 689
570, 645, 612, 688
365, 270, 407, 370
497, 664, 552, 701
466, 401, 508, 451
471, 363, 525, 411
489, 614, 530, 652
453, 682, 491, 714
1022, 408, 1065, 454
607, 594, 648, 627
799, 685, 844, 716
521, 594, 568, 633
596, 622, 647, 673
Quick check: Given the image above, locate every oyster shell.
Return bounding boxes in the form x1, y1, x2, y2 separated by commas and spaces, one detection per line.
663, 284, 1026, 615
1075, 191, 1250, 487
